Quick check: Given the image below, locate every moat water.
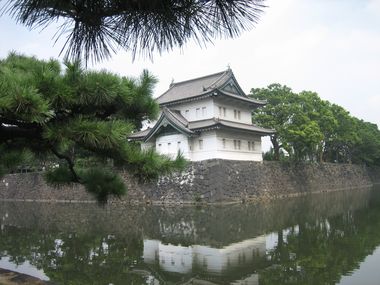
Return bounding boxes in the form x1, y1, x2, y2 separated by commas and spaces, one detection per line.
0, 186, 380, 284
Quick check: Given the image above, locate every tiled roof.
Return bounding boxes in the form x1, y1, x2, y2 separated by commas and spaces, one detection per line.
218, 90, 266, 106
143, 108, 194, 142
155, 69, 266, 106
129, 112, 274, 140
156, 70, 229, 105
128, 128, 152, 140
164, 108, 189, 128
188, 118, 275, 134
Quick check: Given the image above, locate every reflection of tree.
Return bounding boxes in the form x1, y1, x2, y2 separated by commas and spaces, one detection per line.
0, 188, 379, 284
260, 191, 380, 284
0, 227, 146, 284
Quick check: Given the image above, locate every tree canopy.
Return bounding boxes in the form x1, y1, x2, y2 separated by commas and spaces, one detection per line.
251, 84, 380, 166
0, 53, 186, 202
2, 0, 266, 63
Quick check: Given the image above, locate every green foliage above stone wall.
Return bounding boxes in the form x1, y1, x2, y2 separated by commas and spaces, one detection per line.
0, 53, 186, 202
251, 84, 380, 166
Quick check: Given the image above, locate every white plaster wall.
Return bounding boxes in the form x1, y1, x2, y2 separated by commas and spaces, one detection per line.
141, 141, 155, 151
214, 130, 264, 161
155, 134, 190, 159
143, 239, 160, 263
189, 131, 218, 161
143, 240, 193, 274
142, 236, 266, 275
144, 130, 264, 162
193, 236, 266, 273
213, 101, 253, 124
169, 99, 214, 122
157, 243, 193, 274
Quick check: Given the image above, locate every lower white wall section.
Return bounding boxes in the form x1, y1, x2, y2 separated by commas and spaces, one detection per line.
141, 130, 264, 161
155, 134, 191, 159
141, 141, 154, 151
214, 130, 263, 161
188, 131, 218, 161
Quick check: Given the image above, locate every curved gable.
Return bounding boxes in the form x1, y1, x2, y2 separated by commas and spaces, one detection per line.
144, 108, 194, 142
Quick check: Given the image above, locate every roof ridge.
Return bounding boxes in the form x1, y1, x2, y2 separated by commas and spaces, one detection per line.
170, 70, 228, 87
155, 71, 226, 102
206, 69, 231, 90
218, 118, 254, 126
163, 107, 189, 127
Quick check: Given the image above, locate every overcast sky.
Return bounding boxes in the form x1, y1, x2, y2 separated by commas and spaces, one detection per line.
1, 0, 379, 130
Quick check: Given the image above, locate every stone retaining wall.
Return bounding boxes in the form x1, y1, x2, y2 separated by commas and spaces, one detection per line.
0, 160, 378, 204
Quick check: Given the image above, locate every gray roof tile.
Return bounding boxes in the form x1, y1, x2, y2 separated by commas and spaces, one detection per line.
156, 70, 228, 104
129, 128, 152, 139
156, 69, 266, 106
188, 118, 275, 134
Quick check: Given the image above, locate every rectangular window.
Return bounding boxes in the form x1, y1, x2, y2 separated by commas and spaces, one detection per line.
199, 139, 203, 150
234, 140, 237, 150
237, 140, 241, 150
202, 107, 207, 116
219, 106, 222, 117
177, 141, 181, 150
222, 138, 226, 149
251, 141, 255, 151
223, 107, 226, 117
234, 109, 237, 119
196, 108, 200, 118
238, 111, 241, 120
158, 144, 162, 147
248, 141, 251, 151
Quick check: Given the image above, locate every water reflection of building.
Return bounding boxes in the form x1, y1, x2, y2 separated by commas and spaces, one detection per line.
143, 236, 266, 284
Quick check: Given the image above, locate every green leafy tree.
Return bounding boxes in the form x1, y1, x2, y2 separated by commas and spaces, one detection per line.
251, 84, 380, 165
0, 53, 186, 202
351, 119, 380, 166
250, 84, 297, 160
2, 0, 266, 62
287, 91, 336, 162
324, 104, 359, 163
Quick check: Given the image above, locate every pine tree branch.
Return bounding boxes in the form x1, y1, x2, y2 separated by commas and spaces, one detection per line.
2, 0, 266, 62
0, 124, 42, 141
50, 146, 81, 183
0, 117, 40, 129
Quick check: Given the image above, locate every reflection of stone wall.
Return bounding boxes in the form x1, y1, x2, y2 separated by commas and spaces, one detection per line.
0, 160, 377, 204
0, 188, 373, 247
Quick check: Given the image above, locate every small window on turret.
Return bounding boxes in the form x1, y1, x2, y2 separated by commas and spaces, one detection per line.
199, 139, 203, 150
